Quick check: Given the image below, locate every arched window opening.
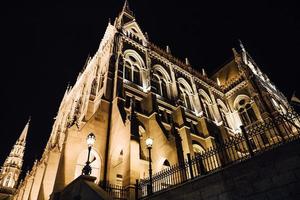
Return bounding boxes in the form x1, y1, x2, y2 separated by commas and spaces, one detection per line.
237, 100, 257, 126
218, 105, 228, 127
179, 88, 192, 110
199, 90, 214, 121
153, 75, 161, 94
178, 78, 194, 111
133, 65, 140, 85
192, 142, 205, 157
3, 173, 14, 188
98, 75, 105, 92
123, 50, 145, 86
91, 79, 97, 96
163, 159, 171, 167
161, 80, 168, 98
153, 67, 171, 99
124, 61, 132, 81
200, 97, 213, 120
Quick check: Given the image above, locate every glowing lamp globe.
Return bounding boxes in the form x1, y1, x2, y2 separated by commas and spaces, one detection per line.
145, 138, 153, 148
86, 133, 96, 147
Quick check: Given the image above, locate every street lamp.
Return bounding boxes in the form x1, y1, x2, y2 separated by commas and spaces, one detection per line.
82, 133, 96, 176
146, 137, 153, 195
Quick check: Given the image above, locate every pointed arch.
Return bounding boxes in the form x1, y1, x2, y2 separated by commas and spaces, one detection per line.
178, 78, 193, 94
178, 78, 194, 110
217, 99, 230, 127
153, 65, 171, 98
234, 94, 258, 126
192, 141, 205, 156
153, 65, 171, 82
123, 49, 145, 69
163, 159, 171, 167
233, 94, 251, 110
123, 49, 146, 86
217, 99, 229, 113
199, 89, 214, 120
199, 89, 212, 104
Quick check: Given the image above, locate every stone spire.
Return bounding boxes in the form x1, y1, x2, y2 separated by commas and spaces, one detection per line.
115, 0, 135, 29
238, 39, 248, 64
17, 118, 30, 145
239, 39, 246, 52
122, 0, 131, 13
0, 119, 30, 190
166, 45, 171, 54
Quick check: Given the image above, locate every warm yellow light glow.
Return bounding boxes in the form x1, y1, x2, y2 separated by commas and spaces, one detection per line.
86, 133, 96, 147
145, 138, 153, 148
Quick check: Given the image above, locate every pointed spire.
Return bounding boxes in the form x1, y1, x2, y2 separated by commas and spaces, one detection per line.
122, 0, 130, 13
166, 45, 171, 54
291, 91, 300, 105
202, 68, 207, 77
185, 57, 190, 65
0, 119, 29, 189
18, 118, 30, 144
238, 39, 246, 52
217, 78, 221, 86
238, 39, 248, 64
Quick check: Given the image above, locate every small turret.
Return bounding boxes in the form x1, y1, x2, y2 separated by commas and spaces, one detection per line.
166, 45, 171, 54
185, 57, 190, 66
202, 68, 207, 77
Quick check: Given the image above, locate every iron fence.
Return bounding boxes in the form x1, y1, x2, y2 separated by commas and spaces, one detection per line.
99, 181, 129, 200
138, 111, 300, 198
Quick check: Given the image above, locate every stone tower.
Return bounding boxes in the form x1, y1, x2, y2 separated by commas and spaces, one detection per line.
0, 119, 30, 193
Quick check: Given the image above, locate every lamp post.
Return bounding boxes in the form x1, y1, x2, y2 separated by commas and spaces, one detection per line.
145, 137, 153, 195
82, 133, 96, 176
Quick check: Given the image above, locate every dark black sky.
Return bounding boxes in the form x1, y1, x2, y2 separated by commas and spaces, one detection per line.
0, 0, 299, 173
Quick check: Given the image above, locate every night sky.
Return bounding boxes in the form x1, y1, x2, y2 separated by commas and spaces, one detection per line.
0, 1, 299, 174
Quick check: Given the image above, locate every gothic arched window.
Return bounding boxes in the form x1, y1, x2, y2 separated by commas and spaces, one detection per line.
152, 66, 171, 99
236, 98, 258, 126
3, 173, 14, 188
192, 142, 205, 157
217, 99, 229, 127
178, 78, 194, 111
123, 50, 145, 86
219, 105, 228, 127
199, 90, 214, 121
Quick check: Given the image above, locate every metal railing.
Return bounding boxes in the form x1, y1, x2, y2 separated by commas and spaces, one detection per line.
100, 181, 129, 200
138, 111, 300, 198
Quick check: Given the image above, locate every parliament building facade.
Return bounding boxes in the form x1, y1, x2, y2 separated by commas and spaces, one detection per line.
0, 1, 295, 199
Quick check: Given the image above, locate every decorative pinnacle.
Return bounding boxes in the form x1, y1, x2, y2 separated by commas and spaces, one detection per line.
185, 58, 190, 65
202, 68, 207, 77
122, 0, 130, 13
166, 45, 171, 54
238, 39, 246, 52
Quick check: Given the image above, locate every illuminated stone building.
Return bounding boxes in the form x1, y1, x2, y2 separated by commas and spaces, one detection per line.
5, 1, 294, 199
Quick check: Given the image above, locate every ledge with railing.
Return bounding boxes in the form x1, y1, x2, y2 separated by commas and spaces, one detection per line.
137, 111, 300, 198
